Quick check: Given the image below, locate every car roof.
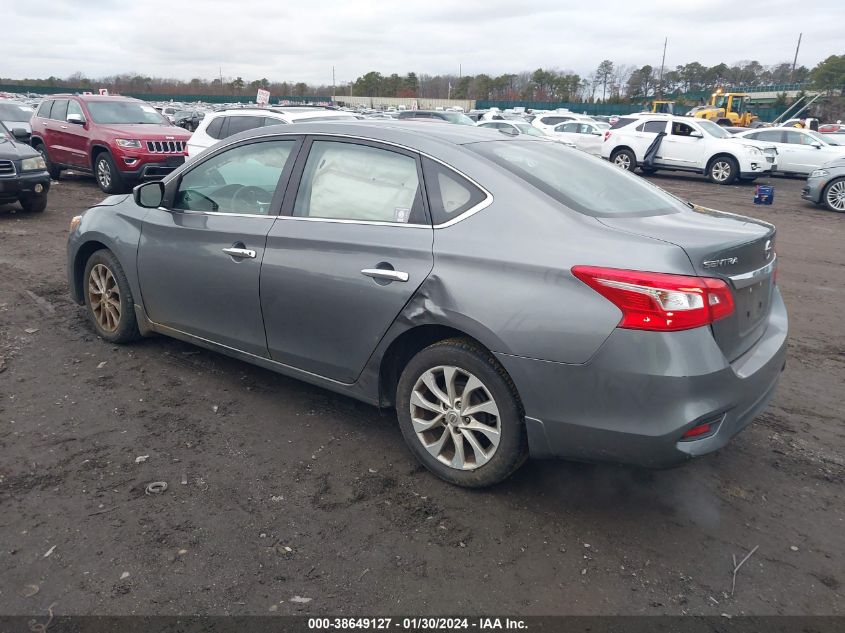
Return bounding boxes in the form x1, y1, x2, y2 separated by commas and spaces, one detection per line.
222, 120, 538, 153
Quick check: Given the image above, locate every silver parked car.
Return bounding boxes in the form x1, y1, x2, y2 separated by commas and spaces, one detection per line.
802, 157, 845, 212
67, 122, 788, 487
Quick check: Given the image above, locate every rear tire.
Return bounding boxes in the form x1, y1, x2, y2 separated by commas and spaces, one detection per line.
707, 156, 739, 185
83, 249, 140, 343
19, 194, 47, 213
822, 177, 845, 213
35, 143, 61, 180
94, 152, 127, 194
395, 339, 528, 488
610, 148, 636, 172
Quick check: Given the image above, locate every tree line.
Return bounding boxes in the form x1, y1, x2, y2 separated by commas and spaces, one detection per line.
2, 55, 842, 102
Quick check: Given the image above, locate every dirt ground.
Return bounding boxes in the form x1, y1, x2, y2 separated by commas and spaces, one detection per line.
1, 170, 843, 617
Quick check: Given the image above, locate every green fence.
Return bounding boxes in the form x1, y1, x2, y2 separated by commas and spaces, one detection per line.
0, 84, 332, 105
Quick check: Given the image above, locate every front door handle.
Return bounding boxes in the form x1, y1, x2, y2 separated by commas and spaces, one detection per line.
361, 268, 409, 282
222, 247, 256, 259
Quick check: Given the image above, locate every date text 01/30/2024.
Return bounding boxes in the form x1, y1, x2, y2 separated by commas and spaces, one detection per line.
307, 617, 528, 630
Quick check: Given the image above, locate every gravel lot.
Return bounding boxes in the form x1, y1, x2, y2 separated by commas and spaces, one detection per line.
1, 170, 843, 616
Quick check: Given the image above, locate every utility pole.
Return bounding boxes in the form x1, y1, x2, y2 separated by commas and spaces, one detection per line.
332, 66, 336, 96
791, 33, 802, 82
658, 37, 667, 98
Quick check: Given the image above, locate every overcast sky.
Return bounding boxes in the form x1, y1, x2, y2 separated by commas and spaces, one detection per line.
5, 0, 842, 86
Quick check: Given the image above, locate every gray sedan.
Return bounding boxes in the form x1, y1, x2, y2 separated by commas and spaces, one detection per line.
67, 122, 788, 487
802, 157, 845, 212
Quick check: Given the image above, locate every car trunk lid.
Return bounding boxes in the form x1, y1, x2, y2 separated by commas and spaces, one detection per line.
597, 205, 776, 361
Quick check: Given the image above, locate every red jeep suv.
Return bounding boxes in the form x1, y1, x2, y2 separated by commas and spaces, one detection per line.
30, 94, 191, 194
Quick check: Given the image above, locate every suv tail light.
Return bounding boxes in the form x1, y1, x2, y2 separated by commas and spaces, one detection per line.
572, 266, 734, 332
604, 130, 611, 142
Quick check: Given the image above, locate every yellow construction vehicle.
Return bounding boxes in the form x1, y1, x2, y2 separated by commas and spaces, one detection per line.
650, 100, 675, 114
687, 88, 758, 127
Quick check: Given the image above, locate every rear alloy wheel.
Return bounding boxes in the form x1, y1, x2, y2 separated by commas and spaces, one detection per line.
822, 178, 845, 213
83, 250, 140, 343
707, 156, 739, 185
396, 339, 527, 487
94, 152, 126, 194
37, 145, 61, 180
611, 149, 636, 172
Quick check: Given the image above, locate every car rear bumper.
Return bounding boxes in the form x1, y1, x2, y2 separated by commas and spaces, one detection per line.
0, 170, 51, 201
496, 287, 788, 467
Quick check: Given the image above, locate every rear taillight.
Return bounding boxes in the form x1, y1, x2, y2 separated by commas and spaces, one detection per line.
572, 266, 734, 332
604, 130, 611, 142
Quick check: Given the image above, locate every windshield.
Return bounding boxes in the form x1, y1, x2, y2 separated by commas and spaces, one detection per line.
514, 123, 545, 137
86, 101, 169, 124
805, 130, 832, 145
443, 112, 475, 125
0, 103, 35, 122
822, 134, 844, 146
469, 140, 685, 217
697, 119, 732, 139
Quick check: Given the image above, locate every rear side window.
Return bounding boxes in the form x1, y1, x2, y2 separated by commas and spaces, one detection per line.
752, 130, 783, 143
264, 117, 287, 127
226, 116, 265, 137
205, 116, 225, 139
422, 158, 486, 225
636, 120, 667, 133
36, 100, 53, 118
293, 140, 425, 224
610, 117, 635, 129
51, 100, 69, 121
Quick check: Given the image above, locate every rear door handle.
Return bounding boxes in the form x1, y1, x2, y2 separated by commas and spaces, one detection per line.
361, 268, 409, 282
222, 247, 256, 259
59, 125, 68, 129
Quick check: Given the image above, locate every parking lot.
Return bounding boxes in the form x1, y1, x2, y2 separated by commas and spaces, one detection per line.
1, 172, 843, 616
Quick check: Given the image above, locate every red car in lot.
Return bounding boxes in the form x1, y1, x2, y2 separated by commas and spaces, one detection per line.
30, 94, 191, 194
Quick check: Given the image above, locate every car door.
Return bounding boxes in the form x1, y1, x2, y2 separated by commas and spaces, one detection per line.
45, 99, 69, 164
61, 100, 90, 168
553, 122, 580, 146
630, 119, 668, 161
260, 137, 434, 383
784, 130, 841, 173
578, 123, 604, 155
137, 137, 301, 357
659, 120, 703, 168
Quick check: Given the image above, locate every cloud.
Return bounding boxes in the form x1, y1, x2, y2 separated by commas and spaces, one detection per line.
3, 0, 841, 85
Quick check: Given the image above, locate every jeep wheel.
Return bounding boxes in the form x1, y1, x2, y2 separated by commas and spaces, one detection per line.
36, 144, 61, 180
94, 152, 127, 194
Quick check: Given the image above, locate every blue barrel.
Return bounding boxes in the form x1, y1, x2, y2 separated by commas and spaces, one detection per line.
754, 184, 774, 205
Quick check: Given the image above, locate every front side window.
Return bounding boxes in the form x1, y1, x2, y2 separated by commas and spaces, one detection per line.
422, 158, 486, 225
293, 141, 424, 224
671, 122, 694, 136
558, 122, 579, 133
174, 140, 295, 215
86, 101, 167, 124
752, 130, 783, 143
51, 100, 69, 121
67, 101, 84, 121
469, 140, 686, 218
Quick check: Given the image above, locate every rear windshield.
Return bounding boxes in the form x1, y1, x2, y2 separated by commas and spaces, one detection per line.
0, 103, 34, 121
468, 140, 685, 217
86, 101, 169, 124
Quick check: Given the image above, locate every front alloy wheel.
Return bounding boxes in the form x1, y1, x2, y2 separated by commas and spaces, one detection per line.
96, 157, 112, 190
823, 178, 845, 212
88, 263, 121, 333
410, 365, 501, 470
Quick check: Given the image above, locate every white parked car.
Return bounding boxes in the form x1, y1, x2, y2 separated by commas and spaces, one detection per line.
187, 107, 358, 157
549, 120, 610, 155
602, 115, 778, 184
734, 127, 845, 175
475, 121, 576, 148
531, 111, 595, 134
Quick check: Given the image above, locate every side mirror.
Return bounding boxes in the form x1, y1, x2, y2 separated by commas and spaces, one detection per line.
11, 128, 30, 140
67, 113, 86, 125
811, 141, 822, 149
134, 181, 164, 208
689, 131, 704, 138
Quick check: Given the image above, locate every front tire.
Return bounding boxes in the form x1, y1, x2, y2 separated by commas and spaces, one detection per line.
94, 152, 126, 194
395, 339, 527, 488
19, 194, 48, 213
822, 177, 845, 213
707, 156, 739, 185
83, 249, 140, 343
610, 148, 636, 172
